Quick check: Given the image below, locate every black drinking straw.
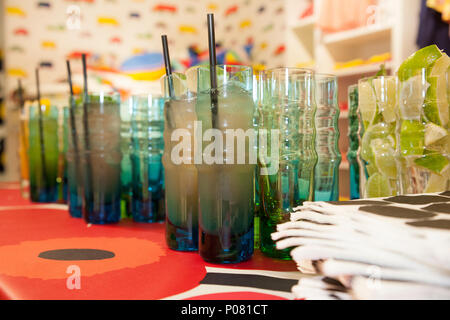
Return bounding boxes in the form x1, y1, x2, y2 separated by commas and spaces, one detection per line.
81, 54, 92, 199
207, 13, 218, 128
66, 60, 80, 160
35, 68, 48, 190
161, 35, 174, 97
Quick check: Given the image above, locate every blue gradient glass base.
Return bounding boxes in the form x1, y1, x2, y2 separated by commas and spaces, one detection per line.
199, 226, 254, 264
349, 160, 360, 200
83, 200, 121, 224
30, 187, 58, 203
132, 198, 164, 223
68, 191, 82, 218
166, 219, 198, 252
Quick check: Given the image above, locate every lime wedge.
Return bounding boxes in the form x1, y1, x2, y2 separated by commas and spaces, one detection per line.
424, 74, 449, 127
398, 45, 442, 82
361, 124, 394, 164
373, 77, 397, 123
400, 120, 425, 156
430, 53, 450, 77
365, 172, 393, 198
414, 153, 450, 175
371, 139, 397, 179
359, 80, 377, 126
399, 75, 429, 121
425, 123, 448, 146
424, 174, 449, 193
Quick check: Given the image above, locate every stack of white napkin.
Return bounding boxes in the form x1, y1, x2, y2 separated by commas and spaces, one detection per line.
272, 193, 450, 300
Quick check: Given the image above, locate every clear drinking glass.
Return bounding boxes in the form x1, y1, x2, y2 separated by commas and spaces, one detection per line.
397, 68, 450, 194
130, 95, 165, 223
196, 65, 256, 264
28, 104, 60, 203
120, 98, 133, 218
162, 71, 199, 251
259, 68, 317, 260
19, 103, 30, 199
358, 76, 399, 198
81, 93, 122, 224
314, 74, 341, 202
66, 95, 84, 218
348, 84, 361, 200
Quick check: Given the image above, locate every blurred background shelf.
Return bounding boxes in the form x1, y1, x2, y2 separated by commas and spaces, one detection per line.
323, 24, 392, 47
334, 62, 393, 78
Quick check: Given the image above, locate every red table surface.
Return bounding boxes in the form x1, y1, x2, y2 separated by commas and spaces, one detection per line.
0, 185, 300, 300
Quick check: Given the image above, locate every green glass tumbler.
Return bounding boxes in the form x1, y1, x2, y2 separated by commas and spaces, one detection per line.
28, 104, 60, 203
259, 68, 317, 260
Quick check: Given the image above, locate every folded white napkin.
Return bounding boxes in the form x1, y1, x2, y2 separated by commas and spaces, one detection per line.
273, 192, 450, 300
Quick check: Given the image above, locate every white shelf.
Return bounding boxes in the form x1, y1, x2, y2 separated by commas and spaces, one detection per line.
323, 24, 392, 47
334, 62, 393, 78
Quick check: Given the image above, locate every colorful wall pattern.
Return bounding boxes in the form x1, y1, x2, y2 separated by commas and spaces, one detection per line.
1, 0, 286, 180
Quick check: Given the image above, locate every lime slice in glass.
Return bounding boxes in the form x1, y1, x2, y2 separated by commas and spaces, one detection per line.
373, 77, 397, 123
424, 74, 449, 127
361, 124, 393, 164
371, 139, 397, 179
400, 120, 425, 156
398, 45, 442, 82
399, 75, 428, 121
359, 80, 377, 126
425, 123, 448, 146
365, 172, 392, 198
414, 153, 450, 175
424, 174, 449, 193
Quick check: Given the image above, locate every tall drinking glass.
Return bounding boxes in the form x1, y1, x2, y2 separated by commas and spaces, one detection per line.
130, 95, 165, 223
314, 74, 341, 202
19, 103, 30, 199
120, 98, 133, 218
28, 103, 59, 203
196, 65, 256, 264
259, 68, 317, 260
358, 76, 399, 198
397, 68, 450, 194
348, 84, 361, 200
81, 93, 122, 224
162, 71, 199, 251
67, 95, 84, 218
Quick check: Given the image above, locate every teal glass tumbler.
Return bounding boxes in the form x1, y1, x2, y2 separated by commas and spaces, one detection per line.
348, 84, 361, 200
259, 68, 317, 260
314, 74, 341, 202
130, 95, 165, 223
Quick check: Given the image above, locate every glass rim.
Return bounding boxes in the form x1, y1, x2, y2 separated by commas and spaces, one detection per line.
315, 73, 337, 81
266, 67, 314, 76
197, 64, 253, 73
358, 75, 397, 84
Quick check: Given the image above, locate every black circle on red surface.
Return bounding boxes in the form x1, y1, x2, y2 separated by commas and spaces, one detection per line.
38, 249, 116, 261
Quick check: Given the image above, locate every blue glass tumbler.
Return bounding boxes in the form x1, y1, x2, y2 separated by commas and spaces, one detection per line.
81, 93, 122, 224
130, 95, 165, 223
